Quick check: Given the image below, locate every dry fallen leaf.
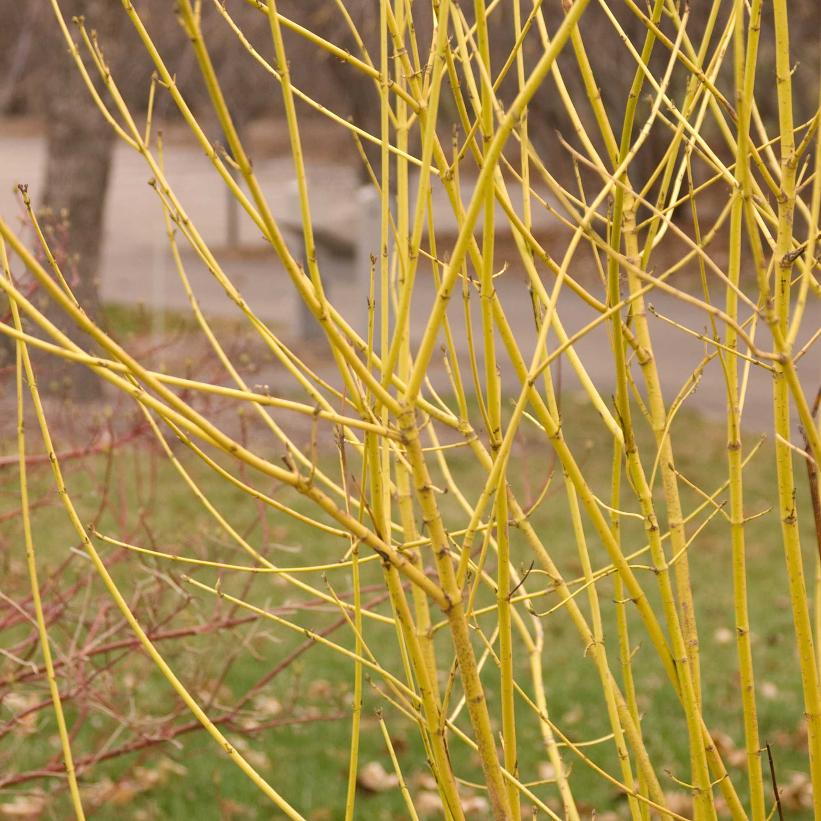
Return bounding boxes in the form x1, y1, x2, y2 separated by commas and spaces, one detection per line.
713, 627, 734, 645
80, 757, 187, 809
780, 771, 813, 810
244, 748, 270, 770
3, 692, 39, 736
108, 781, 141, 807
217, 798, 246, 819
307, 679, 333, 699
562, 705, 583, 726
760, 681, 779, 700
0, 792, 46, 818
712, 730, 735, 755
663, 791, 693, 815
81, 777, 115, 807
712, 731, 747, 769
415, 788, 489, 817
416, 790, 443, 818
252, 695, 283, 718
461, 795, 490, 815
357, 761, 399, 793
412, 772, 439, 792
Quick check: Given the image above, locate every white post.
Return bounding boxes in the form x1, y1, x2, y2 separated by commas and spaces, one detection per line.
284, 180, 323, 341
151, 235, 166, 345
353, 184, 382, 345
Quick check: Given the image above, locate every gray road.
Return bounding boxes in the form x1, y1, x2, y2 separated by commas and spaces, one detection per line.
2, 125, 819, 433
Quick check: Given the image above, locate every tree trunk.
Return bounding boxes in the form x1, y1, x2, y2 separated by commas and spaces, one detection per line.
37, 0, 117, 401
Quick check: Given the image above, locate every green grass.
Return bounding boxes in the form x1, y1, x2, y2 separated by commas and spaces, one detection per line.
1, 394, 817, 819
101, 302, 202, 339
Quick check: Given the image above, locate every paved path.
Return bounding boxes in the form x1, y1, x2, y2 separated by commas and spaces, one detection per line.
2, 125, 819, 433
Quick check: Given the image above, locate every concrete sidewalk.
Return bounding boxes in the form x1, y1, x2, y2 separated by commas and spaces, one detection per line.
2, 125, 819, 433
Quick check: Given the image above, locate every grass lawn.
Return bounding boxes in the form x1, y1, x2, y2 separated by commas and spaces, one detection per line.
0, 391, 817, 819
